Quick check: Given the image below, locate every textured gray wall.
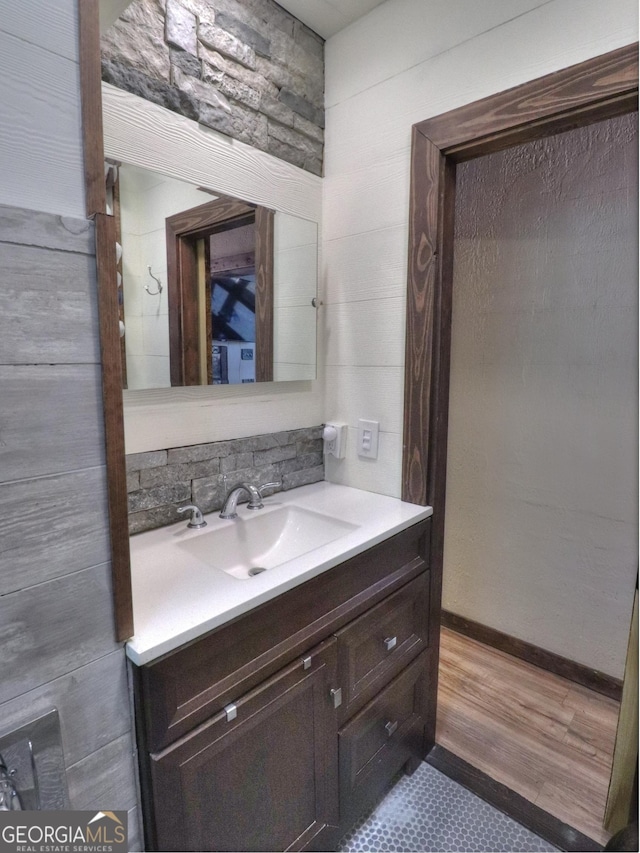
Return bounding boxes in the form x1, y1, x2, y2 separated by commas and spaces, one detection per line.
444, 114, 638, 678
101, 0, 325, 175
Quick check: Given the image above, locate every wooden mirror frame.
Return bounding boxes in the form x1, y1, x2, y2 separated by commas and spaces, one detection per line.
79, 0, 133, 640
402, 43, 639, 750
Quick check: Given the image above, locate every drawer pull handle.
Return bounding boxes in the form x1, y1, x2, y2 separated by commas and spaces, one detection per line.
302, 655, 312, 670
385, 720, 398, 737
224, 703, 237, 723
384, 636, 397, 652
330, 687, 343, 709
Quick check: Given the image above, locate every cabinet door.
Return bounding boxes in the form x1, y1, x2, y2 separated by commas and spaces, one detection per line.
150, 638, 339, 852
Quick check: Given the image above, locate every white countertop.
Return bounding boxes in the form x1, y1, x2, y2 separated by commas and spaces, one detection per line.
126, 482, 433, 665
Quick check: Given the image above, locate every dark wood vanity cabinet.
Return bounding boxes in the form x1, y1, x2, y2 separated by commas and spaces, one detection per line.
134, 518, 434, 852
150, 638, 339, 852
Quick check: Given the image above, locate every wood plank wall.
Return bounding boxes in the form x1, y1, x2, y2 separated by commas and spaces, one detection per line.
0, 4, 85, 217
0, 205, 140, 847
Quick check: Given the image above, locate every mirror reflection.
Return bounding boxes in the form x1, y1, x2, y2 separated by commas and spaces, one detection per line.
111, 162, 318, 389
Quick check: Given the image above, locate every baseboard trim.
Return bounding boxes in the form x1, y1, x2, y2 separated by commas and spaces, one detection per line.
442, 611, 623, 701
427, 745, 603, 852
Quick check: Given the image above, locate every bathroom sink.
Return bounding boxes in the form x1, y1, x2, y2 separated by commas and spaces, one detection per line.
175, 505, 358, 579
127, 481, 434, 664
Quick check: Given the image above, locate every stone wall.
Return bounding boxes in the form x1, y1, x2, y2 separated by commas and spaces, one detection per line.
127, 425, 324, 533
101, 0, 325, 176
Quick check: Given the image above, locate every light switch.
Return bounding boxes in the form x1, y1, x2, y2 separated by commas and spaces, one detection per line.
357, 419, 379, 459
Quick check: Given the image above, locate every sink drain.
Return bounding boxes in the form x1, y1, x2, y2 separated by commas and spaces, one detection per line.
248, 567, 268, 577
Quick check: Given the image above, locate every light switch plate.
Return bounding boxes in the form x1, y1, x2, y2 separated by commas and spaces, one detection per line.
357, 419, 379, 459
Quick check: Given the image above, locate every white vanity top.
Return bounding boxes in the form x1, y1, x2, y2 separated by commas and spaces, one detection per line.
126, 482, 433, 665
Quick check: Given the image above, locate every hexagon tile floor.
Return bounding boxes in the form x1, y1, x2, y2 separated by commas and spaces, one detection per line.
339, 762, 558, 852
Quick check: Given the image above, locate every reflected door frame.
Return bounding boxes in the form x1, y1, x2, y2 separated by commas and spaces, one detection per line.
166, 196, 274, 385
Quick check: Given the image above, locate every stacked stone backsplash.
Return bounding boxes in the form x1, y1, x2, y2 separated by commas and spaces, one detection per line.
126, 426, 324, 534
101, 0, 324, 175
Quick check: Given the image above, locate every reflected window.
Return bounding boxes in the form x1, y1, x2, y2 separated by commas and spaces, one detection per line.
211, 272, 256, 384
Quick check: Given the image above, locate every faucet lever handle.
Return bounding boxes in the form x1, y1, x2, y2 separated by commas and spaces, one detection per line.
257, 481, 281, 497
177, 505, 207, 528
245, 481, 281, 511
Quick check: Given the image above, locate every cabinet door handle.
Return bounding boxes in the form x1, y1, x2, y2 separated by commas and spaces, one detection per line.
330, 687, 343, 709
384, 636, 397, 651
385, 720, 398, 737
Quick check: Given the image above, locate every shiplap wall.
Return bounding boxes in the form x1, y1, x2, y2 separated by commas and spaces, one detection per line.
322, 0, 638, 672
0, 1, 140, 843
322, 0, 638, 496
102, 84, 324, 454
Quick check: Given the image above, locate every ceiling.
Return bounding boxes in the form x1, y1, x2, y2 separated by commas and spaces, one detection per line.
99, 0, 387, 38
275, 0, 387, 38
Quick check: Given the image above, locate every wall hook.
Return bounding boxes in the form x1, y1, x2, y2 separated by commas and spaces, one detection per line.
145, 266, 163, 295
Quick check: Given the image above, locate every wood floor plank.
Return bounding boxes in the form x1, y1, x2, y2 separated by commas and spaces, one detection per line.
564, 681, 621, 715
438, 682, 598, 803
437, 687, 544, 801
437, 627, 619, 846
440, 634, 576, 745
442, 628, 573, 706
563, 706, 619, 769
536, 780, 610, 845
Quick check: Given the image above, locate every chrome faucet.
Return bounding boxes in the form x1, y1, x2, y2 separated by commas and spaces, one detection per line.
219, 481, 280, 520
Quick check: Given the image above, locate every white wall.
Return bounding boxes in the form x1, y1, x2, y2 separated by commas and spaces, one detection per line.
102, 85, 325, 453
445, 115, 638, 678
322, 0, 638, 496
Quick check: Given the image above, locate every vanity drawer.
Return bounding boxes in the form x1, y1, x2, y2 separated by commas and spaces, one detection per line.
335, 572, 429, 722
338, 651, 429, 829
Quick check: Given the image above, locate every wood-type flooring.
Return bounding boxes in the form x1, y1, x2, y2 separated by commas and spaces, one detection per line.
436, 627, 620, 846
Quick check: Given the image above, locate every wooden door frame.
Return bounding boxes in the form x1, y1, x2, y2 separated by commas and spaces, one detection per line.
402, 42, 638, 751
166, 196, 274, 385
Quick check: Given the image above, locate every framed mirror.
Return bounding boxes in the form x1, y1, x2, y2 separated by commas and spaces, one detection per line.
109, 161, 318, 390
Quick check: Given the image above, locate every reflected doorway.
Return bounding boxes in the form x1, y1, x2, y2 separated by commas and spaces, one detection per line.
166, 196, 274, 386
